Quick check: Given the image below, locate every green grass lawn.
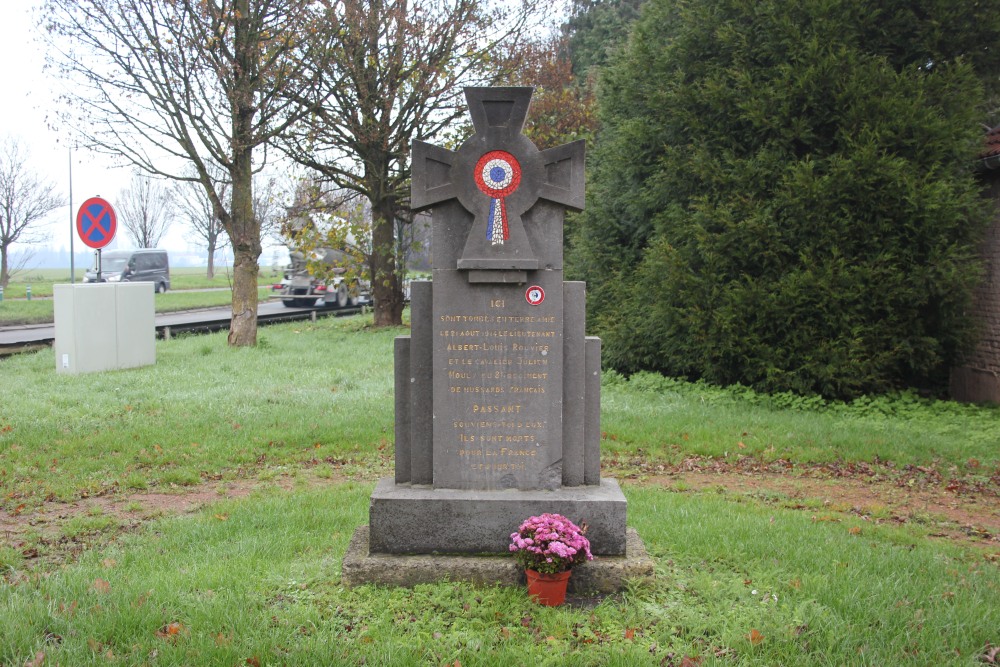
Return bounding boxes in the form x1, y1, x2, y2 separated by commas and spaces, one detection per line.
0, 287, 277, 326
600, 372, 1000, 469
1, 316, 998, 665
1, 483, 996, 666
3, 266, 284, 298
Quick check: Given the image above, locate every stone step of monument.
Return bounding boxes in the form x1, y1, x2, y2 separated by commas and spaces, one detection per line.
342, 526, 654, 596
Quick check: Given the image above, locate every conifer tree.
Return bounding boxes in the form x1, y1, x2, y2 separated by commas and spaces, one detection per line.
571, 0, 1000, 397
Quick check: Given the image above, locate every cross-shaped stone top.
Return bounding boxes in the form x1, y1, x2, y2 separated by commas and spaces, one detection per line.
411, 87, 585, 273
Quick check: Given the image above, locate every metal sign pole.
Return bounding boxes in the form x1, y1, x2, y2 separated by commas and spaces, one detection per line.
96, 249, 102, 283
69, 148, 75, 283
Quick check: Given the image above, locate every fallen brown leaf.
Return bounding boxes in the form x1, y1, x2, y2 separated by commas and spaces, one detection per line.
58, 600, 78, 617
747, 629, 764, 645
156, 621, 184, 639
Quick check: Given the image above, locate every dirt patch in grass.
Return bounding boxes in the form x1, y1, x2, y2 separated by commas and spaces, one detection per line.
634, 467, 1000, 548
3, 460, 997, 572
0, 473, 350, 569
101, 482, 257, 520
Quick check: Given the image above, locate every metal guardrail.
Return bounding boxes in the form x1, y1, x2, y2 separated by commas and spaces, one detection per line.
156, 304, 363, 339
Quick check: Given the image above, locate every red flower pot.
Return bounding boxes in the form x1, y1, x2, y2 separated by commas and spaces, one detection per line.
525, 569, 572, 606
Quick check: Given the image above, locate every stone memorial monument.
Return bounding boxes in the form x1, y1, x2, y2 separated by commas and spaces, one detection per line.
343, 88, 650, 590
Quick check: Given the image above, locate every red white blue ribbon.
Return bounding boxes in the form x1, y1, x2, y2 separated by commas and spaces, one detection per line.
474, 150, 522, 246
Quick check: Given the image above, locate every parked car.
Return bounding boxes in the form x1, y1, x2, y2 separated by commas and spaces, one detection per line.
83, 249, 170, 293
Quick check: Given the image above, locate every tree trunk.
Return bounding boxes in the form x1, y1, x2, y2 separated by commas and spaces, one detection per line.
226, 0, 261, 347
371, 203, 403, 326
0, 243, 9, 289
206, 234, 216, 279
226, 141, 260, 346
227, 160, 259, 345
228, 239, 259, 346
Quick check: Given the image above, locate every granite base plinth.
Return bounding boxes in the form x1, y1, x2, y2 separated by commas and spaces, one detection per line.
368, 476, 628, 556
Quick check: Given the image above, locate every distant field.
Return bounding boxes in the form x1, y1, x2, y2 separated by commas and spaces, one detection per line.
1, 265, 283, 299
0, 263, 286, 326
0, 287, 277, 326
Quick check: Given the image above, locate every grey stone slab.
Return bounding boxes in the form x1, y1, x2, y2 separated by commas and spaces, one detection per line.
521, 201, 565, 270
410, 141, 459, 211
409, 281, 433, 485
467, 270, 528, 284
457, 257, 539, 271
342, 526, 653, 595
394, 336, 411, 484
368, 476, 626, 555
585, 337, 602, 485
430, 201, 474, 270
570, 528, 653, 595
431, 271, 564, 490
538, 141, 586, 212
562, 282, 586, 486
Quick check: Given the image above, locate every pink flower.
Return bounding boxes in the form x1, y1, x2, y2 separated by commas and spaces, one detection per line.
509, 513, 592, 574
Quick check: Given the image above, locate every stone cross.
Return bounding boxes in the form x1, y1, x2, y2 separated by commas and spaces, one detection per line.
368, 87, 627, 557
411, 87, 585, 277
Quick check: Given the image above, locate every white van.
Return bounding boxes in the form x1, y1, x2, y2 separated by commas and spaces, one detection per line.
83, 249, 171, 293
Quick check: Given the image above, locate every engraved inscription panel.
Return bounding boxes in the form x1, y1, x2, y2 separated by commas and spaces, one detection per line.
432, 274, 563, 490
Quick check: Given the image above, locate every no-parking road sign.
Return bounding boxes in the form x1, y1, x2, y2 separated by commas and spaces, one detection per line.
76, 196, 118, 249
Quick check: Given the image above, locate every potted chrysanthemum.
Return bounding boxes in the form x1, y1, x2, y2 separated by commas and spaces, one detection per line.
509, 513, 593, 606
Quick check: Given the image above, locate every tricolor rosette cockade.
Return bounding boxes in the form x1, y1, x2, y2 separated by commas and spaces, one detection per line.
474, 150, 522, 246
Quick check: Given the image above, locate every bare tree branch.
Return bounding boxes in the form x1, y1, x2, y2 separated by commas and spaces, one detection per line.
0, 138, 64, 288
42, 0, 331, 344
280, 0, 542, 326
172, 165, 230, 278
117, 171, 172, 248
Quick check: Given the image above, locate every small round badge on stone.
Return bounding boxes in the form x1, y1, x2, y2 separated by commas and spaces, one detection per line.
525, 285, 545, 306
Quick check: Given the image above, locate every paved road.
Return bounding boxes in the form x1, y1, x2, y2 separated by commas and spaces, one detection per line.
0, 286, 238, 301
0, 300, 359, 350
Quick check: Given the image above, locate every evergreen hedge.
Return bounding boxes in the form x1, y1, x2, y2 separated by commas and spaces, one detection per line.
570, 0, 1000, 398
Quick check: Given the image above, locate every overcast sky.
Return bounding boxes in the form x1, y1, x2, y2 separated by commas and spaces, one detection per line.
0, 2, 150, 256
0, 2, 295, 266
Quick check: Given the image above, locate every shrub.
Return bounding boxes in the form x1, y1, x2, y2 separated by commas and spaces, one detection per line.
570, 0, 999, 399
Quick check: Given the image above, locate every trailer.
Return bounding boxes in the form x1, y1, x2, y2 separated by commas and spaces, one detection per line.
275, 249, 371, 309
